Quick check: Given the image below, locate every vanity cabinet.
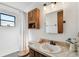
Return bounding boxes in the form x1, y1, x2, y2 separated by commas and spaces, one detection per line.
29, 48, 35, 57
28, 8, 40, 29
29, 48, 46, 57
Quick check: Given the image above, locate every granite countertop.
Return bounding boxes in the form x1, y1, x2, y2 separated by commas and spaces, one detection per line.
29, 42, 79, 57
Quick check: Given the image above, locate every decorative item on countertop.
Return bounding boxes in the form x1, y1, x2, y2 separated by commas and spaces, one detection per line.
66, 38, 74, 44
76, 32, 79, 42
76, 32, 79, 53
66, 38, 78, 52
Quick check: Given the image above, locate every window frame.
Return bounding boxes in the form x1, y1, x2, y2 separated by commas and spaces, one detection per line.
0, 13, 16, 27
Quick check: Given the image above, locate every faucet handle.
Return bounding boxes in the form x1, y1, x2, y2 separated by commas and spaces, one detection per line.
50, 41, 56, 45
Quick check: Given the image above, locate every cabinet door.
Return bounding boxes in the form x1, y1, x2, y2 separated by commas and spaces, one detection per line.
28, 11, 33, 22
33, 8, 40, 29
29, 48, 35, 57
34, 51, 46, 57
28, 11, 34, 28
57, 10, 63, 33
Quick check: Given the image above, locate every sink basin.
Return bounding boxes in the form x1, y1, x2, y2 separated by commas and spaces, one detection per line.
41, 44, 61, 53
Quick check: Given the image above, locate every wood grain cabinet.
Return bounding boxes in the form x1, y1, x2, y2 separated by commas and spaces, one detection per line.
29, 48, 35, 57
28, 8, 40, 29
57, 10, 63, 33
29, 48, 46, 57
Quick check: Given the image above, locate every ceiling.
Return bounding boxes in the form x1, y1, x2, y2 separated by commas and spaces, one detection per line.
2, 2, 43, 12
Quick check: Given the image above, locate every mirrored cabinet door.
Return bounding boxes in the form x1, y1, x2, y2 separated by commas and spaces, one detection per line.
46, 12, 58, 33
45, 10, 63, 34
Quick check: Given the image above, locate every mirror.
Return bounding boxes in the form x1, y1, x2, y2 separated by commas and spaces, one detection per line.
45, 10, 63, 33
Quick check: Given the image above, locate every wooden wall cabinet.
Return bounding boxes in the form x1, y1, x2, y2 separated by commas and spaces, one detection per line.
57, 10, 63, 33
28, 8, 40, 29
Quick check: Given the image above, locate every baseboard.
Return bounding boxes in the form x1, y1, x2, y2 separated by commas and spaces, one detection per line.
0, 49, 19, 57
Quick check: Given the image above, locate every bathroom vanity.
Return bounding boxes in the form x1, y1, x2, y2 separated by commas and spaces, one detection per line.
29, 39, 79, 57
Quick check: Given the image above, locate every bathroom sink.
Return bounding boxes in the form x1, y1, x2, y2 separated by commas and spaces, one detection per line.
41, 44, 61, 53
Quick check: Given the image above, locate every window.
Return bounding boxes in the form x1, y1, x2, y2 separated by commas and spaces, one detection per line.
0, 13, 16, 27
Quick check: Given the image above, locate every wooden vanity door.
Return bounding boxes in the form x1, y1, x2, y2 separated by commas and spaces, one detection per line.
57, 10, 63, 33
